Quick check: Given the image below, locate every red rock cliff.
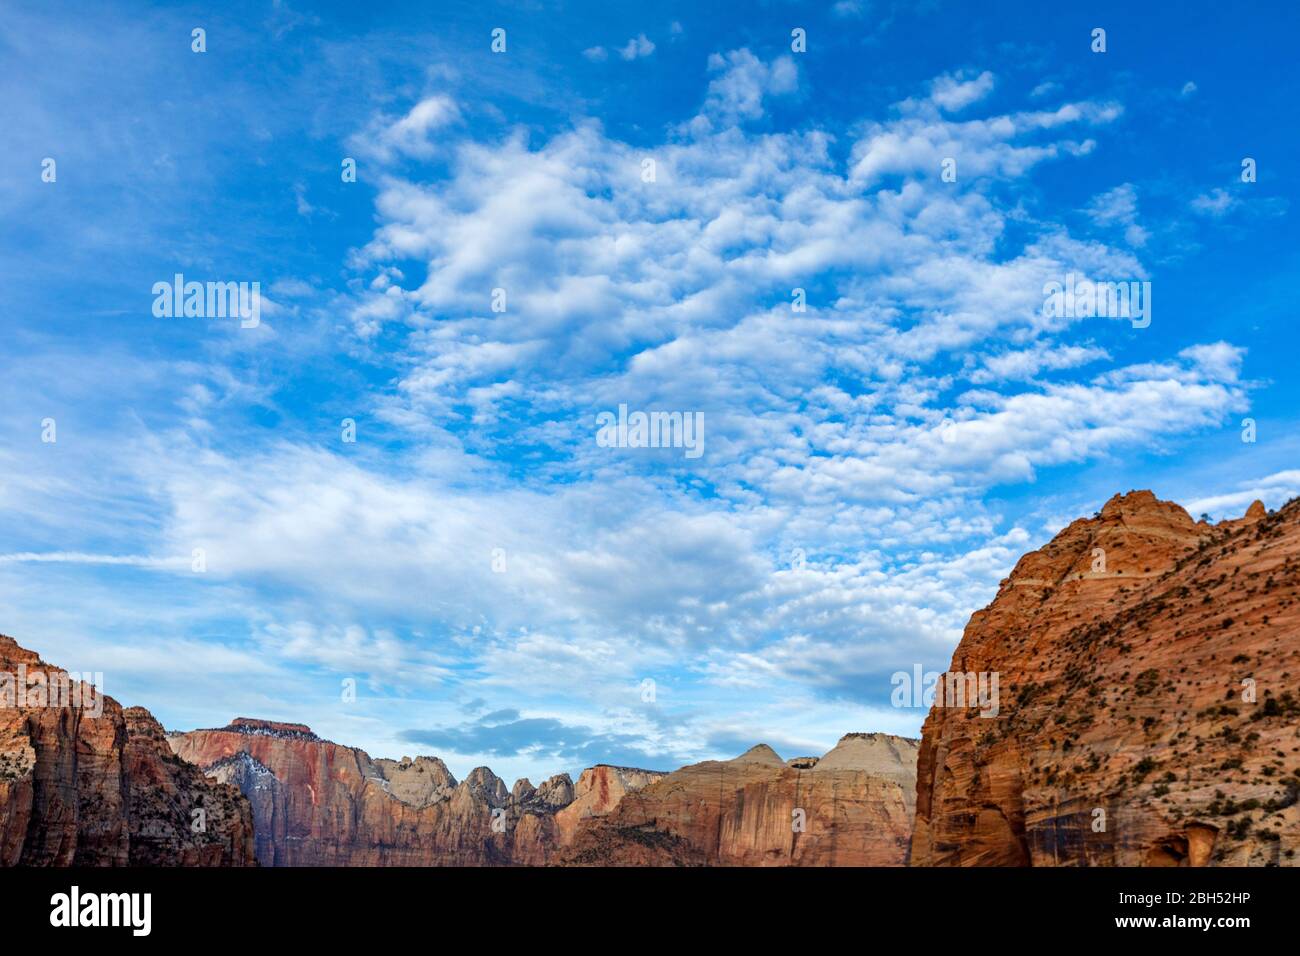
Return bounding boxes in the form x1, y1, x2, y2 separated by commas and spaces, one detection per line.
559, 734, 919, 865
0, 635, 255, 866
172, 721, 919, 866
169, 720, 577, 865
911, 492, 1300, 866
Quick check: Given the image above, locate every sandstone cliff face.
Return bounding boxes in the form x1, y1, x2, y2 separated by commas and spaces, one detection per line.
0, 635, 255, 866
912, 492, 1300, 867
554, 764, 668, 846
169, 719, 578, 866
173, 721, 919, 866
559, 734, 919, 866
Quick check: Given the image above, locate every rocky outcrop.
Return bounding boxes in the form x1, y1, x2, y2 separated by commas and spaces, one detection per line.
202, 750, 286, 866
912, 491, 1300, 867
559, 734, 919, 866
172, 720, 919, 866
169, 720, 580, 866
554, 764, 669, 846
0, 634, 255, 866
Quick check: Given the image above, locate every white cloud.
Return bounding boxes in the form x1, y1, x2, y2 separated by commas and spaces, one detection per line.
619, 33, 655, 60
850, 96, 1120, 186
0, 48, 1266, 778
929, 70, 995, 112
337, 56, 1241, 533
1178, 341, 1246, 383
0, 551, 187, 567
350, 94, 461, 162
1190, 187, 1237, 217
1186, 471, 1300, 518
696, 48, 798, 127
1084, 183, 1147, 246
969, 344, 1110, 383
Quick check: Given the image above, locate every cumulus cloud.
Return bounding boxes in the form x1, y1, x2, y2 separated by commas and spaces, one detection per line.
350, 94, 461, 162
695, 48, 798, 127
969, 344, 1110, 383
929, 70, 995, 112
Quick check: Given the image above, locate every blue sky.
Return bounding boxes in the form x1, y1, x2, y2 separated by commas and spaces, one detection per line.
1, 0, 1297, 786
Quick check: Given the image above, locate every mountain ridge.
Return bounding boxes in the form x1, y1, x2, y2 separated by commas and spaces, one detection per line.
169, 718, 920, 866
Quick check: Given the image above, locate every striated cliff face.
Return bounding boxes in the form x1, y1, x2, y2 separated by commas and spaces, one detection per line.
169, 719, 578, 866
172, 720, 920, 866
912, 491, 1300, 867
559, 733, 920, 866
554, 764, 669, 846
0, 635, 255, 866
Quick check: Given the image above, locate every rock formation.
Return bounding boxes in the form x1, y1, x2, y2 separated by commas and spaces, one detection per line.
554, 764, 669, 846
0, 634, 255, 866
558, 734, 919, 866
912, 491, 1300, 866
171, 720, 919, 866
169, 718, 578, 865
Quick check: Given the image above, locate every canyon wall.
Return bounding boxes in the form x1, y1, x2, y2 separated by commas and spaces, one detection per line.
559, 733, 919, 866
170, 718, 577, 866
911, 491, 1300, 866
172, 721, 919, 865
0, 635, 256, 866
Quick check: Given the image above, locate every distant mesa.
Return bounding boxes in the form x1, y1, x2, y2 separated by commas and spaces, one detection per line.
225, 718, 319, 740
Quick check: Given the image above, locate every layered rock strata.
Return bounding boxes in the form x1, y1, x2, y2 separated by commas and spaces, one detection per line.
558, 734, 920, 866
0, 635, 255, 866
911, 492, 1300, 866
